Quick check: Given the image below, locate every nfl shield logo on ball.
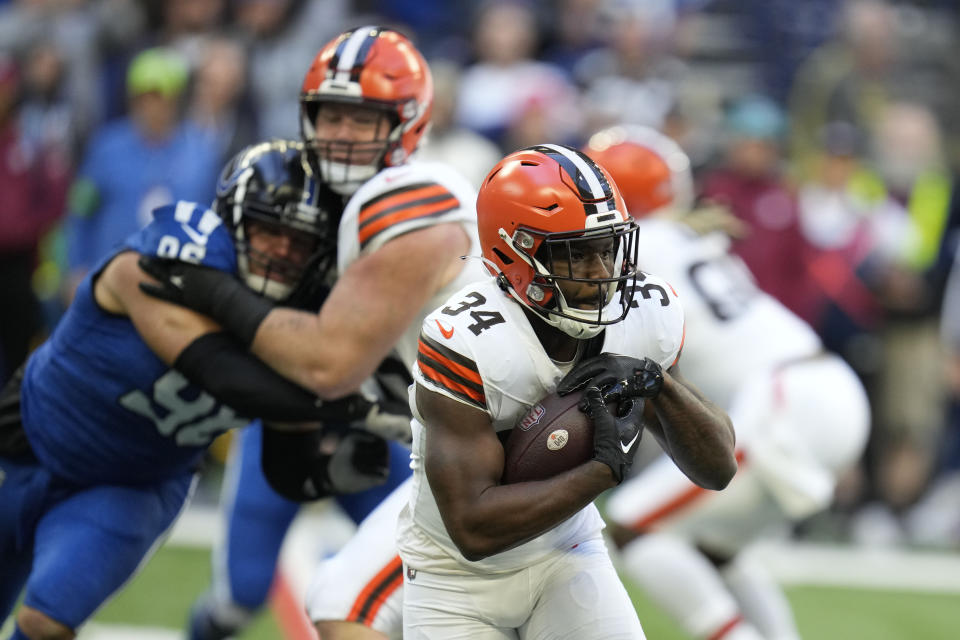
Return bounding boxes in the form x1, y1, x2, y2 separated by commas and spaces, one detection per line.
518, 404, 546, 431
546, 429, 569, 451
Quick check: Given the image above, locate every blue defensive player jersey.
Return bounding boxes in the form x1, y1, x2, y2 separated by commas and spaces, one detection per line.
20, 201, 248, 485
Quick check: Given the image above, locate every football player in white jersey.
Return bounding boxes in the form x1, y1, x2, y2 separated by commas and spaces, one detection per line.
137, 27, 488, 640
584, 126, 871, 640
397, 144, 737, 639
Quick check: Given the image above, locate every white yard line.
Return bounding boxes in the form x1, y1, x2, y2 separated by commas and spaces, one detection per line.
168, 504, 960, 594
77, 623, 182, 640
744, 540, 960, 592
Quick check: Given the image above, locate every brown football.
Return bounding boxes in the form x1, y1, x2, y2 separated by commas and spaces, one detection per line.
501, 388, 596, 484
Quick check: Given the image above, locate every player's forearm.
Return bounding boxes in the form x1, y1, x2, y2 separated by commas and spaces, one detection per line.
174, 332, 376, 424
250, 307, 379, 399
650, 373, 737, 490
439, 461, 615, 561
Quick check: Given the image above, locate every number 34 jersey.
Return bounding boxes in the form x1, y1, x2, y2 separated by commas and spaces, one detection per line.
20, 202, 247, 486
397, 275, 685, 575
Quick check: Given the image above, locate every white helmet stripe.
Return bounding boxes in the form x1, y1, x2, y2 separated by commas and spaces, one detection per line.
334, 26, 378, 83
540, 143, 611, 213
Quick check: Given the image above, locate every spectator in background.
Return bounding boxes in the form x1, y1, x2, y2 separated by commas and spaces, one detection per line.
63, 47, 220, 300
787, 0, 904, 179
0, 53, 70, 385
17, 40, 83, 162
700, 94, 820, 323
415, 59, 501, 188
796, 120, 896, 365
737, 0, 841, 104
233, 0, 347, 139
902, 244, 960, 547
871, 102, 955, 298
0, 0, 147, 144
574, 0, 687, 135
540, 0, 606, 76
792, 119, 912, 534
357, 0, 471, 60
187, 35, 257, 162
845, 101, 954, 544
454, 0, 579, 150
152, 0, 227, 66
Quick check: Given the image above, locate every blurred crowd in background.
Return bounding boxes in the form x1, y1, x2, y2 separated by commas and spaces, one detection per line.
1, 0, 960, 551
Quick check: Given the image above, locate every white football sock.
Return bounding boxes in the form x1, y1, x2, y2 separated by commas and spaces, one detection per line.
721, 554, 801, 640
619, 533, 764, 640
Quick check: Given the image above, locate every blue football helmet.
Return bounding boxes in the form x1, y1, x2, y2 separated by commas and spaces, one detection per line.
215, 140, 340, 306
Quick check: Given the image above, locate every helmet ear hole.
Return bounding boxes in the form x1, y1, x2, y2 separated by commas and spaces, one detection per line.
492, 247, 513, 265
302, 102, 321, 132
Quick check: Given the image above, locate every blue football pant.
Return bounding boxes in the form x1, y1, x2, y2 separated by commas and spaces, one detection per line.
0, 451, 194, 629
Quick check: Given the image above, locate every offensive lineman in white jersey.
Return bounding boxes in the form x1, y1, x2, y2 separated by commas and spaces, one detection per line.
137, 27, 487, 640
585, 126, 871, 640
397, 144, 737, 639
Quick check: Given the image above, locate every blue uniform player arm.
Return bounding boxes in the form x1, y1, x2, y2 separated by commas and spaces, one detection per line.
101, 203, 376, 427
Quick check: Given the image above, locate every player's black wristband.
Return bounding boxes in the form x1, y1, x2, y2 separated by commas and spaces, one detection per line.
174, 332, 372, 422
202, 274, 275, 347
138, 256, 274, 347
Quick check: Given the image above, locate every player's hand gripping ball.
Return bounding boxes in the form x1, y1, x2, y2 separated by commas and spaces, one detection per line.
501, 387, 601, 484
502, 353, 657, 484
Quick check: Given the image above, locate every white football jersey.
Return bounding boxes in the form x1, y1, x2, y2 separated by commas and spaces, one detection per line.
397, 275, 685, 574
634, 219, 822, 409
336, 160, 486, 370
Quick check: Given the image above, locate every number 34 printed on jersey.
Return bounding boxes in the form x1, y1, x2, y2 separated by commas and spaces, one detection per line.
626, 273, 671, 308
441, 276, 673, 337
441, 291, 505, 335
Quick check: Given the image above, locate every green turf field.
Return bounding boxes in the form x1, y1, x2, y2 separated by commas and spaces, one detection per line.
88, 545, 959, 639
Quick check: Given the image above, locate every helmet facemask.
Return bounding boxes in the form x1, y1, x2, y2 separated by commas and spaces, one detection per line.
216, 141, 339, 305
501, 219, 640, 338
299, 27, 433, 196
300, 98, 403, 196
230, 195, 331, 302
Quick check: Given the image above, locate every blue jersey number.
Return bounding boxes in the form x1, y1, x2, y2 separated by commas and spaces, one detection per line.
119, 370, 247, 446
157, 235, 206, 262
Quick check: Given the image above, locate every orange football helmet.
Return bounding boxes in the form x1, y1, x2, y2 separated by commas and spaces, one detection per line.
300, 26, 433, 194
584, 125, 694, 218
478, 144, 640, 338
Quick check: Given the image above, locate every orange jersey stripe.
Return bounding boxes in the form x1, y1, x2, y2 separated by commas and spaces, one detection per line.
671, 321, 686, 368
709, 615, 745, 640
360, 571, 403, 626
358, 195, 459, 246
358, 183, 451, 223
419, 359, 486, 407
418, 339, 483, 387
628, 450, 745, 532
347, 555, 403, 626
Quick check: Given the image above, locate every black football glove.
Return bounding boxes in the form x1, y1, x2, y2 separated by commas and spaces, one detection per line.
582, 386, 644, 484
262, 425, 389, 501
326, 428, 391, 494
138, 255, 274, 346
358, 398, 413, 444
557, 353, 664, 403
